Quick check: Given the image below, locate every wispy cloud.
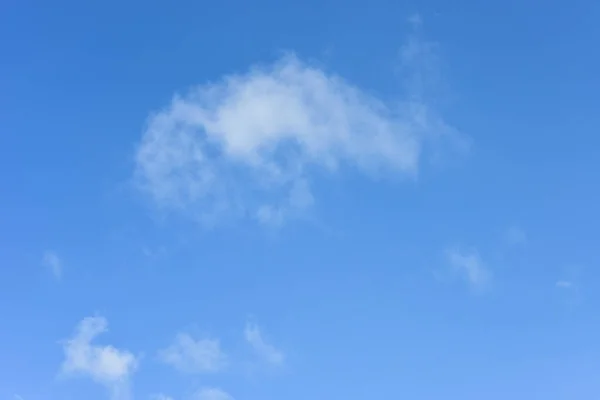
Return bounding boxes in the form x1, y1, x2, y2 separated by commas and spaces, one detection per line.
407, 13, 423, 27
134, 21, 463, 226
193, 388, 234, 400
159, 333, 227, 374
60, 316, 138, 400
555, 264, 583, 303
446, 248, 491, 291
555, 278, 582, 305
556, 280, 575, 289
244, 321, 284, 366
42, 250, 62, 279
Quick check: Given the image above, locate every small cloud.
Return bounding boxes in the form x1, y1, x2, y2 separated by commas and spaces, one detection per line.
193, 388, 234, 400
505, 226, 527, 246
159, 333, 227, 374
60, 316, 138, 400
42, 251, 62, 279
556, 280, 575, 289
244, 321, 284, 366
14, 395, 24, 400
446, 247, 491, 291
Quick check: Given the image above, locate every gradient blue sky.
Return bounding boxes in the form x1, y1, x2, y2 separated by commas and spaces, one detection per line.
2, 1, 600, 399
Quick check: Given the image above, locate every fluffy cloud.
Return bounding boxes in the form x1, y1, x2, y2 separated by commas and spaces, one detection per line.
42, 250, 62, 279
159, 333, 227, 374
193, 388, 234, 400
446, 248, 491, 291
61, 316, 137, 400
134, 27, 462, 225
244, 321, 284, 366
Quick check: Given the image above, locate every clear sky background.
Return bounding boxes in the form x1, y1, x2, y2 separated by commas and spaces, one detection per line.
1, 0, 600, 399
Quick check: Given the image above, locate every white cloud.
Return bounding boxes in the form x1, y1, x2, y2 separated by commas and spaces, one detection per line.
61, 316, 138, 400
446, 248, 491, 291
42, 250, 62, 279
134, 25, 463, 226
193, 388, 234, 400
244, 321, 284, 366
159, 333, 227, 374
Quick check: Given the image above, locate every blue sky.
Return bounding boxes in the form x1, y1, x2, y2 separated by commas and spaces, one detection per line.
1, 0, 600, 399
